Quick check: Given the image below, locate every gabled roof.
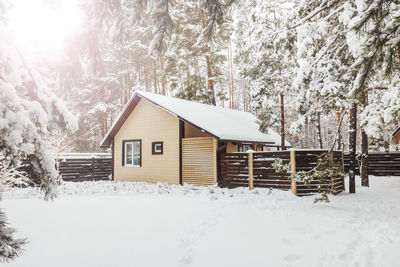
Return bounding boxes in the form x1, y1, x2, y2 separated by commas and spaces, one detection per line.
100, 90, 289, 148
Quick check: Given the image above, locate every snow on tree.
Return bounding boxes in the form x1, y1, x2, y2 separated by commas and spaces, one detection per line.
232, 0, 297, 148
0, 1, 78, 260
0, 155, 30, 188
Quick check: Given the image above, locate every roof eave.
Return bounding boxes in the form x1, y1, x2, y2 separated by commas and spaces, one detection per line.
392, 126, 400, 137
99, 91, 142, 148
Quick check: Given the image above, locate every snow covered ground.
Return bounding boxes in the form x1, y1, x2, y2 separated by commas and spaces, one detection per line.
2, 176, 400, 267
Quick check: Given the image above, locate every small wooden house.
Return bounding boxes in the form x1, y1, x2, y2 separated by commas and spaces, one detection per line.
100, 90, 289, 186
393, 126, 400, 144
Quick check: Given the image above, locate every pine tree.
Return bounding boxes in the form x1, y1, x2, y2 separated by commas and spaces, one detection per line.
290, 0, 365, 191
233, 0, 297, 148
0, 2, 78, 260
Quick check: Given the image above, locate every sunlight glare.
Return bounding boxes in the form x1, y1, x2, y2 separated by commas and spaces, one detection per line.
8, 0, 83, 53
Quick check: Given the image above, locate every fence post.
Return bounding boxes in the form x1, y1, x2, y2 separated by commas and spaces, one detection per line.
341, 151, 345, 191
290, 150, 296, 195
248, 151, 254, 190
341, 151, 345, 171
91, 157, 95, 180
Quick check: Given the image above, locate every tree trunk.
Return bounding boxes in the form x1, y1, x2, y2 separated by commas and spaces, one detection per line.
145, 68, 150, 91
349, 103, 357, 193
227, 47, 232, 108
242, 78, 247, 112
153, 60, 158, 94
138, 60, 142, 84
280, 93, 286, 150
219, 80, 225, 108
101, 87, 106, 137
336, 112, 342, 150
316, 114, 323, 149
396, 120, 399, 151
160, 59, 166, 96
229, 41, 235, 109
202, 14, 216, 106
361, 93, 369, 186
205, 55, 216, 105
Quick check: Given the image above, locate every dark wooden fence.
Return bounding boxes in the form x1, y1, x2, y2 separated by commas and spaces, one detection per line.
294, 150, 345, 196
219, 151, 292, 190
57, 153, 112, 182
343, 151, 400, 176
219, 150, 345, 196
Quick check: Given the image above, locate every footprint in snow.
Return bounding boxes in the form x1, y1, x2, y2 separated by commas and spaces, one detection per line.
284, 254, 300, 261
179, 255, 193, 266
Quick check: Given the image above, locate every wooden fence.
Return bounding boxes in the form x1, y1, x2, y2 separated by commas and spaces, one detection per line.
219, 149, 345, 196
57, 153, 112, 182
343, 151, 400, 176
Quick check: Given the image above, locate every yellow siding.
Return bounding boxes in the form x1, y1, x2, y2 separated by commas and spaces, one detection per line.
114, 99, 180, 184
184, 122, 210, 138
226, 142, 238, 153
182, 137, 217, 186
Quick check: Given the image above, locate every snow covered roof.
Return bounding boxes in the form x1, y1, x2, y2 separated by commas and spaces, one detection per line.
100, 90, 290, 148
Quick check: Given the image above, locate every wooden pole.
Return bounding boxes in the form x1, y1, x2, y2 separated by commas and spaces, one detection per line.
290, 150, 296, 195
248, 151, 254, 190
341, 150, 345, 191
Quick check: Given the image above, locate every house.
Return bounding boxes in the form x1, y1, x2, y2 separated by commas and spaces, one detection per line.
393, 126, 400, 144
100, 90, 289, 186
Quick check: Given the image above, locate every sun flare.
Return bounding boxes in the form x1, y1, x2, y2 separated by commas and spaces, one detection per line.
7, 0, 83, 53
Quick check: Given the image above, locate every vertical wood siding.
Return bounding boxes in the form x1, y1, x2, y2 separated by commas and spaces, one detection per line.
114, 99, 180, 184
184, 122, 210, 138
182, 137, 217, 186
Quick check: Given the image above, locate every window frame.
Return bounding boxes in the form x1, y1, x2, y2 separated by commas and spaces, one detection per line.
152, 141, 163, 155
122, 139, 142, 167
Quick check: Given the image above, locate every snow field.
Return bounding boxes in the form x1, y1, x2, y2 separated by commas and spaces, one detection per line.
2, 176, 400, 267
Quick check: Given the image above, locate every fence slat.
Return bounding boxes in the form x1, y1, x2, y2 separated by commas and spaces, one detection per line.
343, 151, 400, 176
58, 156, 112, 182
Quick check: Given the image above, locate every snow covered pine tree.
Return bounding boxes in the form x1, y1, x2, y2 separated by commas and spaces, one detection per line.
0, 2, 78, 260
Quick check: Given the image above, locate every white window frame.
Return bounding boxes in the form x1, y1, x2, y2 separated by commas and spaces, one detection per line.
123, 140, 141, 167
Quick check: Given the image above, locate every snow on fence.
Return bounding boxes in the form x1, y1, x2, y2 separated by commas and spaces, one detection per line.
343, 151, 400, 176
57, 153, 112, 182
219, 150, 345, 196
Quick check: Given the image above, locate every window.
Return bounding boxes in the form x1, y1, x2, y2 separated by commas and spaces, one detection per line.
152, 141, 163, 155
123, 140, 141, 167
240, 144, 252, 152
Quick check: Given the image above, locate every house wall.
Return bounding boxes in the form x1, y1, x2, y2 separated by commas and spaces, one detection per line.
184, 122, 210, 138
226, 142, 238, 153
114, 98, 180, 184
